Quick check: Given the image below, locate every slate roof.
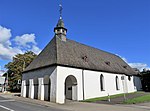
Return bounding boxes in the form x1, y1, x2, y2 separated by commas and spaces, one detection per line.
24, 35, 137, 75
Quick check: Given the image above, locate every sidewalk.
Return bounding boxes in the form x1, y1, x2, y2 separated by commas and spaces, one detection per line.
1, 93, 150, 111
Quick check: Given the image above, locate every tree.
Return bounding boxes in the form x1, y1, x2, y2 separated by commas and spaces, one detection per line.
4, 51, 37, 91
141, 70, 150, 92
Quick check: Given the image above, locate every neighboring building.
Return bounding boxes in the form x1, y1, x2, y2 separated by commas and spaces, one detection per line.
21, 6, 142, 104
0, 76, 6, 92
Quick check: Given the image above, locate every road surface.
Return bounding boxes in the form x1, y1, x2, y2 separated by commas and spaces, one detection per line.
0, 94, 150, 111
0, 96, 68, 111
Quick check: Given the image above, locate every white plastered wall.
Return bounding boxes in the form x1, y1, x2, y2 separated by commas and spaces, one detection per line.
83, 70, 126, 99
22, 66, 57, 102
56, 66, 83, 104
22, 65, 140, 104
56, 66, 138, 103
38, 78, 44, 100
21, 80, 26, 97
125, 76, 137, 93
49, 68, 57, 102
29, 79, 34, 99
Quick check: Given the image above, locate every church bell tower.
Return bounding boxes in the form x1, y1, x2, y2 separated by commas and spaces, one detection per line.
54, 2, 67, 41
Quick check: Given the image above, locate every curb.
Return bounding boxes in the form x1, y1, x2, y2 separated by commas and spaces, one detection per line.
12, 96, 73, 111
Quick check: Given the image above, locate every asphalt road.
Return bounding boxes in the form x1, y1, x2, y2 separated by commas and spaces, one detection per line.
0, 94, 150, 111
0, 96, 67, 111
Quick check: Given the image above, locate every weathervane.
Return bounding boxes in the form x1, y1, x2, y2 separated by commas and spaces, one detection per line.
59, 0, 63, 19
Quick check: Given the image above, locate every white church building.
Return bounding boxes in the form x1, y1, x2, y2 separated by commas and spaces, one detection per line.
21, 6, 142, 104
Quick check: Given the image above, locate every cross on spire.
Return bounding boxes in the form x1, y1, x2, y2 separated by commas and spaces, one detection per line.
59, 0, 63, 19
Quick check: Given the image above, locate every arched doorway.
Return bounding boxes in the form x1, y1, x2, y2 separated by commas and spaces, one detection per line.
44, 75, 51, 101
34, 77, 38, 99
65, 75, 77, 100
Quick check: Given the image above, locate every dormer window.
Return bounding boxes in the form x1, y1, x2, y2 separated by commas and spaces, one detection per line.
123, 66, 127, 69
82, 56, 88, 62
105, 61, 110, 66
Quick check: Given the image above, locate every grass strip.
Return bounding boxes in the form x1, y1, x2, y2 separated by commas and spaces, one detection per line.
81, 92, 145, 102
124, 94, 150, 104
81, 93, 125, 102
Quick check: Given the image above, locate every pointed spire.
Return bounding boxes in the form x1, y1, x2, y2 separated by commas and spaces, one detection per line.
56, 18, 65, 28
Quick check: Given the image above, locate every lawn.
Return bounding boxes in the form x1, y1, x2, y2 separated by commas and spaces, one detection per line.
124, 94, 150, 104
81, 92, 150, 104
81, 93, 126, 102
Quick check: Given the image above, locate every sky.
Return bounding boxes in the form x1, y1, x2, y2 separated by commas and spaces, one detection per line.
0, 0, 150, 75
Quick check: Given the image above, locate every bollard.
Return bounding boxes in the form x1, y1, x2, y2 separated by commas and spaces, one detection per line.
108, 93, 111, 102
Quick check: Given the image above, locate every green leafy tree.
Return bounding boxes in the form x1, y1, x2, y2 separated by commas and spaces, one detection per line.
141, 70, 150, 91
4, 51, 37, 91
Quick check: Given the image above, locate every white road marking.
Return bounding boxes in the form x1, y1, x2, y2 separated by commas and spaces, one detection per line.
0, 100, 15, 102
0, 105, 15, 111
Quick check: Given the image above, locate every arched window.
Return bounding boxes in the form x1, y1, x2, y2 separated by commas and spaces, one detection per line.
100, 74, 105, 91
128, 76, 131, 81
116, 76, 119, 90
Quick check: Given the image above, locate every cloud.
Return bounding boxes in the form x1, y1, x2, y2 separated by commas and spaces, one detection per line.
0, 66, 5, 76
128, 63, 150, 71
117, 54, 150, 71
14, 34, 36, 48
31, 45, 41, 54
0, 25, 23, 60
0, 25, 41, 60
0, 44, 23, 60
0, 26, 11, 44
0, 71, 4, 76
